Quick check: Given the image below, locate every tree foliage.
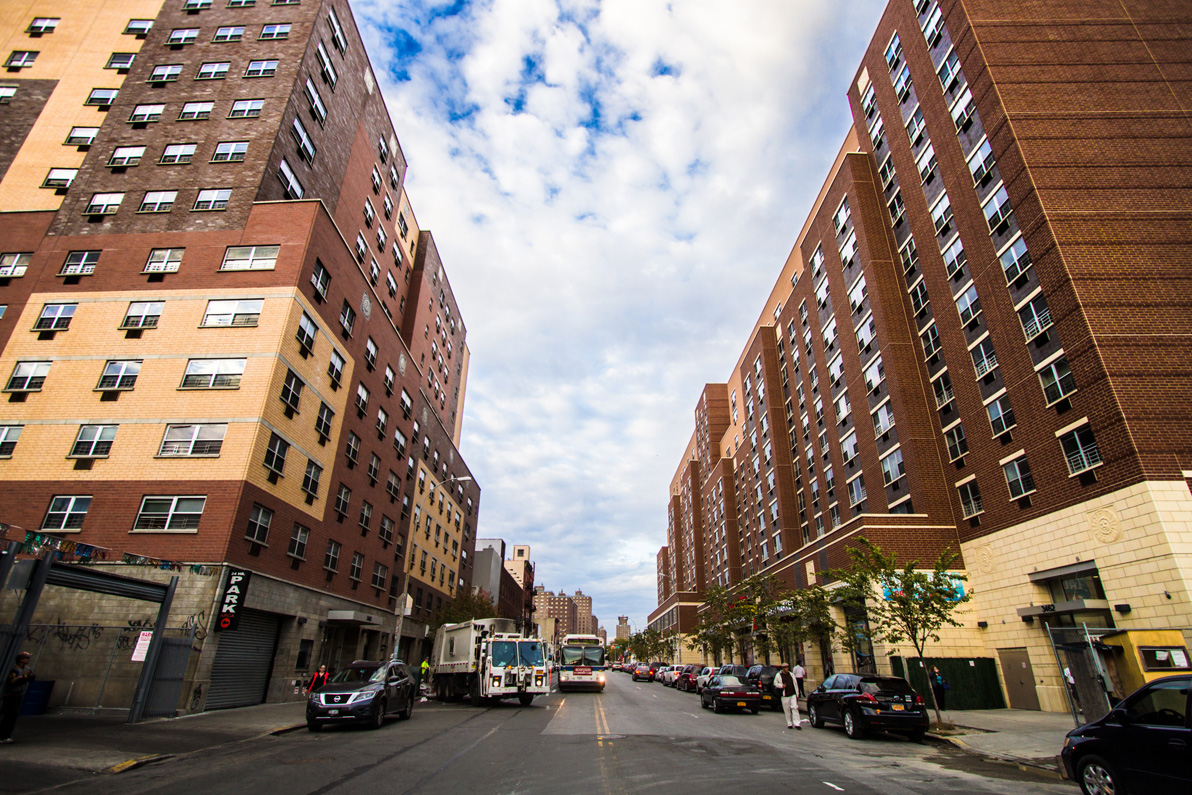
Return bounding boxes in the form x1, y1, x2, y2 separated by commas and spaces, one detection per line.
429, 588, 498, 633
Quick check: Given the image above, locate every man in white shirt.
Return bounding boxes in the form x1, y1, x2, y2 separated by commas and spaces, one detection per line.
792, 660, 806, 698
775, 662, 803, 730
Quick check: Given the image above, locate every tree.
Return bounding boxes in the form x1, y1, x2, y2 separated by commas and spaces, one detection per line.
429, 588, 498, 633
610, 637, 630, 661
830, 538, 971, 724
685, 584, 744, 665
769, 585, 837, 665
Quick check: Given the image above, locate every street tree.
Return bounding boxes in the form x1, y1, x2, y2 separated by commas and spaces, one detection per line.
770, 585, 837, 665
830, 538, 971, 724
430, 588, 498, 633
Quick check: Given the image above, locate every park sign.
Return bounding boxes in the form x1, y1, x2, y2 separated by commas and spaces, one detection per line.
216, 568, 252, 631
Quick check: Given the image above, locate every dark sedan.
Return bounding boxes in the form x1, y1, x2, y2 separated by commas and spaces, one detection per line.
807, 673, 928, 741
631, 663, 652, 682
746, 664, 782, 711
306, 660, 416, 730
1060, 674, 1190, 795
700, 674, 762, 714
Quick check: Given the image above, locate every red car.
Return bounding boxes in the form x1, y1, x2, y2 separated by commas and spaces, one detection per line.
675, 664, 700, 691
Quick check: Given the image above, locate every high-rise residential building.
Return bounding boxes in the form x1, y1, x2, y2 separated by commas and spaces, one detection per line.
0, 0, 479, 712
532, 587, 577, 645
652, 0, 1192, 713
502, 543, 534, 628
572, 589, 593, 634
615, 616, 630, 641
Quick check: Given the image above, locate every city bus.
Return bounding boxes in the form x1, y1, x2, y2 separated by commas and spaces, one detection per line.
555, 634, 607, 692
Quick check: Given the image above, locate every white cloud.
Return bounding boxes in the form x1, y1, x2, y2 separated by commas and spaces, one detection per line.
351, 0, 888, 629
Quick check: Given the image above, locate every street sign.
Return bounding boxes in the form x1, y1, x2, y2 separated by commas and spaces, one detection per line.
216, 568, 251, 631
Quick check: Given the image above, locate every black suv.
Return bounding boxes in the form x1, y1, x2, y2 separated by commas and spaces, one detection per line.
306, 660, 416, 731
746, 664, 783, 711
807, 673, 929, 741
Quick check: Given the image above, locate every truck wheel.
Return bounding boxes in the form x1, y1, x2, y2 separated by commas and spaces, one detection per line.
469, 678, 482, 707
518, 693, 533, 706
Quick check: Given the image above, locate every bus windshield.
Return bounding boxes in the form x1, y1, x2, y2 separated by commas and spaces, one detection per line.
560, 645, 605, 667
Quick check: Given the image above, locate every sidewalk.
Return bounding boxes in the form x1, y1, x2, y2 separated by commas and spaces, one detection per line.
0, 701, 309, 775
927, 708, 1077, 773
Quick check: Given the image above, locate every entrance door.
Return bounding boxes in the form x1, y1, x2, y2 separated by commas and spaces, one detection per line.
205, 609, 281, 709
997, 647, 1041, 710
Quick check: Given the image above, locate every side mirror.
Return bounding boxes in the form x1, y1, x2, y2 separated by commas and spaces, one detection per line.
1106, 709, 1129, 725
815, 685, 825, 693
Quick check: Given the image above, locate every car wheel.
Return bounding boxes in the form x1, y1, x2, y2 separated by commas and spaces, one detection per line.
843, 708, 865, 739
371, 699, 386, 730
400, 694, 414, 720
518, 693, 533, 707
712, 698, 724, 714
749, 707, 759, 715
1077, 754, 1122, 795
808, 703, 824, 728
306, 721, 321, 732
700, 696, 709, 709
906, 729, 925, 743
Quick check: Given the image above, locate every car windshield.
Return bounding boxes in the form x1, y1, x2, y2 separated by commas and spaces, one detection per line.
330, 665, 382, 684
860, 677, 915, 695
718, 675, 745, 687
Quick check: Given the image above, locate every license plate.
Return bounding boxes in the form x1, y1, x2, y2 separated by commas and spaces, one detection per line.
762, 694, 772, 700
328, 709, 339, 715
737, 701, 747, 707
892, 704, 904, 711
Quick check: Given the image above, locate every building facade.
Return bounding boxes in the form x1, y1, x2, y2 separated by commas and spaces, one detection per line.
653, 0, 1192, 712
531, 586, 577, 646
0, 0, 480, 712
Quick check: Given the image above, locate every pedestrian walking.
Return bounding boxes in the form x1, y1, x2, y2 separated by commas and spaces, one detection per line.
775, 662, 802, 730
930, 666, 949, 712
419, 658, 431, 695
307, 664, 330, 693
1, 652, 36, 744
792, 660, 806, 698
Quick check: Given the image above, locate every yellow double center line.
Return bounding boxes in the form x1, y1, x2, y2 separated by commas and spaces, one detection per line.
595, 698, 610, 738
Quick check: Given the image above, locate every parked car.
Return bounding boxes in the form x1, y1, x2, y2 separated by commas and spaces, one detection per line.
746, 664, 783, 711
1060, 673, 1191, 795
695, 666, 716, 694
632, 663, 652, 682
648, 661, 664, 680
675, 664, 700, 691
306, 660, 416, 731
700, 674, 762, 714
717, 664, 750, 679
663, 665, 682, 687
806, 673, 929, 741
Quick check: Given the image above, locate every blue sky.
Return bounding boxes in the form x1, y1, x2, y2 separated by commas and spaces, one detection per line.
352, 0, 889, 630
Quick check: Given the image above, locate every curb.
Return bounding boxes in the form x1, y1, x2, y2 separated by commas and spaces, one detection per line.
925, 732, 1062, 779
107, 754, 173, 774
268, 723, 308, 736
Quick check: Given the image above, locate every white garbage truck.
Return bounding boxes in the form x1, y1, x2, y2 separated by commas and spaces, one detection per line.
430, 618, 550, 706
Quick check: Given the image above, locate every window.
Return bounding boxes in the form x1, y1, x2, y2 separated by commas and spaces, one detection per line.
328, 349, 345, 385
938, 49, 963, 92
121, 300, 162, 328
109, 146, 145, 167
182, 358, 245, 388
280, 370, 303, 412
66, 127, 99, 146
260, 24, 290, 40
389, 165, 401, 190
296, 312, 317, 350
383, 194, 394, 218
71, 424, 116, 457
229, 99, 263, 118
1020, 294, 1053, 341
942, 238, 966, 279
327, 7, 347, 52
179, 101, 213, 120
1001, 236, 1032, 283
264, 432, 289, 475
6, 52, 39, 69
0, 253, 29, 278
848, 275, 868, 313
159, 424, 225, 456
138, 191, 176, 212
33, 303, 73, 333
334, 484, 351, 517
202, 298, 262, 327
372, 563, 388, 590
6, 361, 49, 392
324, 540, 341, 572
291, 118, 316, 162
956, 284, 982, 325
221, 244, 278, 271
983, 185, 1013, 232
350, 552, 363, 582
229, 0, 256, 6
367, 453, 380, 484
1039, 356, 1077, 404
847, 474, 866, 507
212, 141, 248, 162
971, 337, 998, 378
316, 402, 334, 438
245, 504, 272, 544
311, 259, 330, 299
168, 28, 199, 45
288, 524, 309, 559
841, 430, 858, 463
196, 62, 230, 80
160, 143, 196, 164
316, 42, 337, 87
864, 354, 885, 393
872, 401, 895, 436
359, 501, 373, 534
944, 423, 967, 461
149, 64, 182, 82
881, 448, 905, 486
987, 394, 1015, 436
354, 232, 367, 260
183, 0, 213, 10
909, 279, 930, 315
304, 78, 327, 124
86, 88, 119, 107
43, 496, 91, 530
84, 192, 123, 215
968, 139, 995, 185
193, 189, 231, 211
134, 496, 206, 531
339, 300, 355, 335
377, 136, 390, 162
363, 199, 375, 226
921, 323, 941, 359
28, 17, 59, 34
345, 431, 360, 464
0, 425, 21, 457
245, 59, 278, 78
125, 19, 154, 35
958, 480, 982, 518
0, 85, 15, 104
145, 248, 183, 273
365, 338, 378, 368
213, 26, 244, 42
952, 87, 976, 130
1003, 456, 1035, 498
278, 158, 304, 199
97, 359, 140, 390
931, 192, 953, 235
917, 143, 937, 183
399, 214, 410, 239
383, 365, 395, 394
302, 460, 322, 497
892, 63, 912, 101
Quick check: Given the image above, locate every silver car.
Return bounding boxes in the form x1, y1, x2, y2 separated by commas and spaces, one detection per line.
695, 666, 715, 693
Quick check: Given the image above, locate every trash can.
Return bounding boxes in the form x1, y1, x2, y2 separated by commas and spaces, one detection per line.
19, 680, 54, 716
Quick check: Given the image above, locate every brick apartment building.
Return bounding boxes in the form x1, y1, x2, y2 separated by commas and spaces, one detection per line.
652, 0, 1192, 711
0, 0, 480, 711
532, 587, 578, 646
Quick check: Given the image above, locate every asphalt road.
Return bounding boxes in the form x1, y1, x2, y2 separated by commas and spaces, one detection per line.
25, 673, 1074, 795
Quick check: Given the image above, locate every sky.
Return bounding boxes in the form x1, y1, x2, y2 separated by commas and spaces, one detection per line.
351, 0, 889, 630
